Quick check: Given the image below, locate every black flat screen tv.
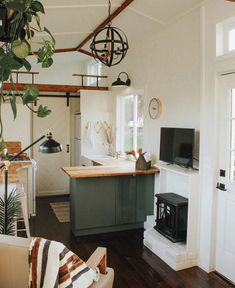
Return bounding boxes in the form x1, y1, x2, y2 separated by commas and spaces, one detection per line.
160, 127, 195, 168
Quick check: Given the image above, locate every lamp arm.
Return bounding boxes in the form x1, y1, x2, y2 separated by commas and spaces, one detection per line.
9, 134, 46, 162
0, 135, 46, 169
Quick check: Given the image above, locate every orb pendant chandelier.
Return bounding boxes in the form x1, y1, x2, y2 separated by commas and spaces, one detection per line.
90, 0, 129, 67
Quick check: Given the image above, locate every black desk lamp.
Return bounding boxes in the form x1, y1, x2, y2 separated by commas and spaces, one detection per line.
0, 131, 62, 234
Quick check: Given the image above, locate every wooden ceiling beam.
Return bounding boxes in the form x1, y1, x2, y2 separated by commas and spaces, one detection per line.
77, 48, 98, 58
76, 0, 134, 50
53, 47, 98, 59
54, 47, 76, 53
3, 83, 108, 93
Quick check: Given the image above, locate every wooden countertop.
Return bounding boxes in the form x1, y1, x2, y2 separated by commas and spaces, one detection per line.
0, 162, 32, 183
62, 163, 159, 179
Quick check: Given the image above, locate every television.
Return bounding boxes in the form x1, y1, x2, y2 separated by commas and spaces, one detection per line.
160, 127, 195, 168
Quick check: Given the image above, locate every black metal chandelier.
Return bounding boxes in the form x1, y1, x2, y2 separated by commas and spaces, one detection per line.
90, 0, 129, 67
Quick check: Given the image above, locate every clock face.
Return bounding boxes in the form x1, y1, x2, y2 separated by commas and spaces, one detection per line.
149, 98, 162, 119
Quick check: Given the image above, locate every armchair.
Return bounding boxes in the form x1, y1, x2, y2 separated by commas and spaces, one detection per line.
0, 235, 114, 288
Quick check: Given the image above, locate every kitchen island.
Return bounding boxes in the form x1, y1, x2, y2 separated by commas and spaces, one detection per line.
62, 157, 159, 236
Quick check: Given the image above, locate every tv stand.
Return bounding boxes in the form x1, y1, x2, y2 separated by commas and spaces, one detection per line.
144, 162, 199, 270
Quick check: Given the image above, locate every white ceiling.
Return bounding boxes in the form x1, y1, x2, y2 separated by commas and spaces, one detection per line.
37, 0, 202, 55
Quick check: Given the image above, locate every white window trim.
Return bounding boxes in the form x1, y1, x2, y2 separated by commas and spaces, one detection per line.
87, 60, 102, 86
216, 16, 235, 57
116, 91, 144, 155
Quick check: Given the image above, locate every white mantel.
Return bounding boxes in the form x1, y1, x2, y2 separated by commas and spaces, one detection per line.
144, 163, 200, 271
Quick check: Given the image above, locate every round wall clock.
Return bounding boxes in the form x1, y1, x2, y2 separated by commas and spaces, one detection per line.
149, 98, 162, 119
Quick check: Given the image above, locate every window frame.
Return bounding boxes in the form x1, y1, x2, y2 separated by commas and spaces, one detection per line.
87, 60, 102, 86
216, 16, 235, 57
116, 92, 144, 155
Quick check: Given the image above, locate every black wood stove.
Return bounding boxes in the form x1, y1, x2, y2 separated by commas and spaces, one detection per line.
154, 193, 188, 243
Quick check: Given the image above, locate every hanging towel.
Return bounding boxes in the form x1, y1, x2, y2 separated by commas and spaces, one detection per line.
28, 237, 99, 288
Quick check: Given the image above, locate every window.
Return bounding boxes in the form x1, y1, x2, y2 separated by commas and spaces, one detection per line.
229, 28, 235, 51
117, 94, 144, 154
87, 60, 102, 86
216, 17, 235, 56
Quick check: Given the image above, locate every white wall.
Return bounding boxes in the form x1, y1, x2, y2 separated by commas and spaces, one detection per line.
109, 8, 201, 162
80, 90, 114, 156
1, 102, 31, 149
20, 52, 87, 85
32, 97, 70, 196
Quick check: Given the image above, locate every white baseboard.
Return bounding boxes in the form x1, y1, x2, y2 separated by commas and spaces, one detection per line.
36, 190, 69, 197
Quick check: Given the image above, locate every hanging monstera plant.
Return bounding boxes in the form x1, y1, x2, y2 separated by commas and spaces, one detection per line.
0, 0, 55, 236
0, 0, 55, 140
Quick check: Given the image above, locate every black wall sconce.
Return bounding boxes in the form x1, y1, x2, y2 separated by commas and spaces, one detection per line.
111, 72, 131, 88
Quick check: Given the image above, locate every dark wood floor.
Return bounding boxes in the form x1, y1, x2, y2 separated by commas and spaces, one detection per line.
30, 196, 234, 288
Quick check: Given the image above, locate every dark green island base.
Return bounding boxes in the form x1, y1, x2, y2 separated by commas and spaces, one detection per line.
70, 174, 155, 236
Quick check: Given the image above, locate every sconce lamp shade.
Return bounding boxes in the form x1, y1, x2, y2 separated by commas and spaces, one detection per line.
39, 132, 62, 154
112, 72, 131, 88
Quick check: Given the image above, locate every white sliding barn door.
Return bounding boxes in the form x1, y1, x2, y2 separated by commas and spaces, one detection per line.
1, 102, 31, 148
33, 98, 70, 196
215, 74, 235, 284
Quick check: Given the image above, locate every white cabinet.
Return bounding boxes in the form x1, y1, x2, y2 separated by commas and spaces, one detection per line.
144, 163, 200, 271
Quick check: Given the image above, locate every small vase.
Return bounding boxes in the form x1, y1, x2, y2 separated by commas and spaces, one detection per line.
107, 144, 113, 156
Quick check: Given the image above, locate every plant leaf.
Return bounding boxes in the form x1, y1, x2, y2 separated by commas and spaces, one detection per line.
37, 105, 51, 117
37, 39, 55, 68
4, 0, 29, 13
21, 58, 31, 71
11, 40, 30, 59
0, 189, 21, 235
20, 28, 26, 40
42, 57, 53, 68
44, 27, 55, 45
10, 94, 17, 119
22, 85, 39, 104
31, 1, 45, 14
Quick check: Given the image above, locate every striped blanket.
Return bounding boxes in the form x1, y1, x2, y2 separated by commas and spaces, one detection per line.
29, 237, 99, 288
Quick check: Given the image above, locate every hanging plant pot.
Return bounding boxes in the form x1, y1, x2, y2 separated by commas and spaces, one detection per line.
0, 4, 13, 42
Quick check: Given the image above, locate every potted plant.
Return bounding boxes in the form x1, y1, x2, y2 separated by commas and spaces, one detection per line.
0, 0, 55, 235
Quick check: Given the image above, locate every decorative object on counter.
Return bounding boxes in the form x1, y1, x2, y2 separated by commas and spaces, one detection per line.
136, 151, 151, 170
0, 131, 62, 235
112, 72, 131, 88
130, 150, 137, 160
149, 98, 162, 119
90, 0, 129, 67
0, 0, 55, 144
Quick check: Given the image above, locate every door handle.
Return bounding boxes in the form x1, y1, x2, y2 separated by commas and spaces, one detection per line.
216, 182, 227, 191
67, 144, 70, 153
